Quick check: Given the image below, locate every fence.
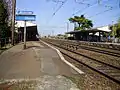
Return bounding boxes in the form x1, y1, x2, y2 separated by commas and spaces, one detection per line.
0, 37, 11, 48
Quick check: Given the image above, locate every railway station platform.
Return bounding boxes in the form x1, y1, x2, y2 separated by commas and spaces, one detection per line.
0, 41, 81, 90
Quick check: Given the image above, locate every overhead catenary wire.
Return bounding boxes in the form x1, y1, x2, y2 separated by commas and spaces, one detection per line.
74, 0, 90, 6
86, 0, 119, 18
87, 7, 113, 18
109, 12, 120, 21
47, 0, 68, 24
50, 0, 64, 3
72, 1, 98, 16
47, 0, 119, 26
53, 1, 59, 10
51, 0, 68, 17
115, 0, 120, 8
72, 0, 105, 16
72, 0, 112, 17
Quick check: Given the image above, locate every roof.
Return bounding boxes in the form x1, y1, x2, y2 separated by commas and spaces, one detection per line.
66, 25, 112, 34
66, 29, 110, 34
97, 25, 111, 32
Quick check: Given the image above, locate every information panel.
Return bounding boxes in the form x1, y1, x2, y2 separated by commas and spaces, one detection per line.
16, 15, 36, 21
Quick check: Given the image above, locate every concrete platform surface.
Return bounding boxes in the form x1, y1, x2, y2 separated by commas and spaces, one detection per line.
0, 41, 80, 90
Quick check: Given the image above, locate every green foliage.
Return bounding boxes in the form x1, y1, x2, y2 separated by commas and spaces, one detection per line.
112, 24, 117, 37
0, 0, 9, 38
69, 15, 93, 31
111, 18, 120, 38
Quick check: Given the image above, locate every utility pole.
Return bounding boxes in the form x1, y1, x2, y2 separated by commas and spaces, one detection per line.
98, 0, 101, 4
52, 30, 54, 36
66, 22, 69, 32
112, 21, 115, 43
11, 0, 16, 45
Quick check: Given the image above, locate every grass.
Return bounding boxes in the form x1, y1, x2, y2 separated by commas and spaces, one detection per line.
0, 80, 37, 90
0, 49, 4, 55
0, 45, 13, 55
63, 75, 85, 90
0, 48, 7, 55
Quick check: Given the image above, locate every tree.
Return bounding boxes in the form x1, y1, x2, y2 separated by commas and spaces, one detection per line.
116, 19, 120, 37
69, 17, 77, 30
0, 0, 9, 39
111, 19, 120, 38
0, 0, 10, 47
69, 15, 93, 31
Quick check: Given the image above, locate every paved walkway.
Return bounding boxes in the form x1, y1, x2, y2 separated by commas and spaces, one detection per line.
0, 41, 80, 90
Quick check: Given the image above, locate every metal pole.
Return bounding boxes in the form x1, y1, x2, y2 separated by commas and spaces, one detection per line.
119, 0, 120, 8
112, 21, 115, 43
11, 0, 16, 45
52, 30, 54, 36
24, 21, 26, 49
67, 22, 69, 32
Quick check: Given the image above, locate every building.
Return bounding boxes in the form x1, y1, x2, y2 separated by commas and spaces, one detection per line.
16, 21, 39, 41
66, 25, 112, 42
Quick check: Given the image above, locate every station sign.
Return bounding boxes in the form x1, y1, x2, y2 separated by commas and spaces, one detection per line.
15, 10, 36, 49
17, 11, 33, 15
16, 15, 36, 21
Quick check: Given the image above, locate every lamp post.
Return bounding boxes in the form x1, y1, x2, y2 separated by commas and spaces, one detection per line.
11, 0, 16, 45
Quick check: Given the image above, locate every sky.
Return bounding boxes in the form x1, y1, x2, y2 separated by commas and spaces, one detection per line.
16, 0, 120, 36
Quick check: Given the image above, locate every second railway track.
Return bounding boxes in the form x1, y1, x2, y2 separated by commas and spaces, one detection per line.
51, 39, 120, 57
42, 39, 120, 85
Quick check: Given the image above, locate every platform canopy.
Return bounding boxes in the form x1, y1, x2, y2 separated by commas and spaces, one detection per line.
97, 26, 111, 32
66, 29, 110, 34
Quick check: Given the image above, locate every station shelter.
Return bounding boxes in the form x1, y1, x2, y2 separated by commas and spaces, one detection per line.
16, 21, 39, 42
66, 28, 111, 42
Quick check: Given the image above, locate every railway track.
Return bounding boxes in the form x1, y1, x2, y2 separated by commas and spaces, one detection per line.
78, 45, 120, 57
42, 39, 120, 85
58, 39, 120, 50
64, 41, 120, 57
50, 39, 120, 57
45, 39, 120, 68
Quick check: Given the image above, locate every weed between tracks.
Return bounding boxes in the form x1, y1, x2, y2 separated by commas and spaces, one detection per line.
63, 75, 84, 90
64, 71, 120, 90
63, 54, 120, 90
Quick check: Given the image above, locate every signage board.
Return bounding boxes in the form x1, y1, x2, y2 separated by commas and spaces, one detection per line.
16, 15, 36, 21
17, 11, 33, 15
